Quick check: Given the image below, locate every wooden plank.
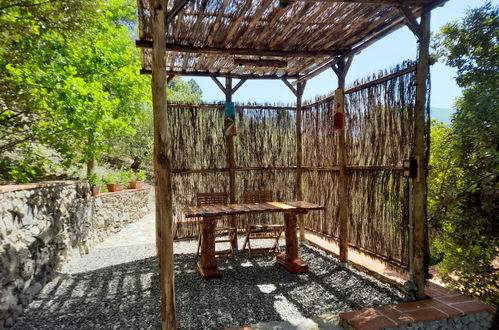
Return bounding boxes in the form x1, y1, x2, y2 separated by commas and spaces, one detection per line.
150, 0, 176, 328
284, 201, 325, 210
412, 10, 430, 301
136, 40, 340, 57
267, 202, 296, 210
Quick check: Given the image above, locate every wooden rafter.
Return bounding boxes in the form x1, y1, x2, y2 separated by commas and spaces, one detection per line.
136, 40, 340, 58
234, 59, 288, 68
140, 69, 302, 80
400, 7, 423, 38
284, 0, 433, 5
167, 0, 192, 21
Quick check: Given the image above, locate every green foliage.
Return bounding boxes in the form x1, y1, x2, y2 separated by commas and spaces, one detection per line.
135, 170, 146, 181
430, 1, 499, 306
102, 172, 117, 185
0, 0, 149, 181
108, 76, 203, 171
119, 170, 132, 188
87, 173, 102, 187
432, 176, 498, 305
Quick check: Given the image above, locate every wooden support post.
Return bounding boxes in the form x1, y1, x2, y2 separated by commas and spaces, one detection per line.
332, 57, 352, 263
413, 10, 430, 300
295, 82, 306, 240
276, 212, 309, 273
150, 0, 176, 328
225, 77, 238, 250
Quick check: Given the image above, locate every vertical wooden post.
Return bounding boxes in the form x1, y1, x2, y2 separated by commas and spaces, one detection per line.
333, 59, 350, 263
150, 0, 176, 328
295, 82, 306, 240
413, 11, 430, 300
225, 77, 238, 249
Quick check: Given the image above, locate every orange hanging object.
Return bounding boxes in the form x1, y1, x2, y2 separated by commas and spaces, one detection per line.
333, 112, 344, 130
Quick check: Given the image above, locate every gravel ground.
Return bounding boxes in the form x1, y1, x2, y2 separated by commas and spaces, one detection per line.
13, 239, 408, 330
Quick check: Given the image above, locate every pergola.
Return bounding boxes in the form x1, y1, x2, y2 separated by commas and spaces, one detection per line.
135, 0, 447, 328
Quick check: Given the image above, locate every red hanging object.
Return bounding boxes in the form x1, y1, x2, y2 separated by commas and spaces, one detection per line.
333, 112, 344, 130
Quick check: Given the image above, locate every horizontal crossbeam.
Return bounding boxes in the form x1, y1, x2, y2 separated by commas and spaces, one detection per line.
140, 69, 302, 80
136, 40, 341, 58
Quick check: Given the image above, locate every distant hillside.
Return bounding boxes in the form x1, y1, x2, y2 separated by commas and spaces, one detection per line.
431, 107, 455, 124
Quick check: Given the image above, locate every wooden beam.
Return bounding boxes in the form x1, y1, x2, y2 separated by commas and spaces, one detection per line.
333, 58, 351, 264
135, 40, 341, 58
234, 58, 288, 68
166, 103, 297, 111
295, 81, 306, 241
284, 0, 432, 5
400, 7, 422, 38
167, 0, 192, 22
150, 0, 176, 328
231, 78, 247, 94
412, 10, 430, 301
296, 1, 447, 83
295, 9, 411, 83
211, 76, 226, 94
140, 69, 302, 80
225, 77, 238, 250
282, 78, 298, 96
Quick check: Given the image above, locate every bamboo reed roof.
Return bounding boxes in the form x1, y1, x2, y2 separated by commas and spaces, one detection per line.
136, 0, 446, 79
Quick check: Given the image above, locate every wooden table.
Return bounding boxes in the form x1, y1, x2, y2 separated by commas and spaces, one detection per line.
182, 201, 324, 279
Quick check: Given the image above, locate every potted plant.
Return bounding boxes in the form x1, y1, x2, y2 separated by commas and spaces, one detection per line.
130, 169, 146, 189
119, 170, 132, 189
103, 172, 123, 192
87, 173, 102, 196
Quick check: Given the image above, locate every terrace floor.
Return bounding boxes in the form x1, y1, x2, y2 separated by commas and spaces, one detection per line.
12, 213, 409, 330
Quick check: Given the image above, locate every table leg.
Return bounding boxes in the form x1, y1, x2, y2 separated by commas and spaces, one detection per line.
276, 211, 309, 273
197, 217, 222, 279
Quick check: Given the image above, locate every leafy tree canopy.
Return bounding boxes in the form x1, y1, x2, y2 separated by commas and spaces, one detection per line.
430, 1, 498, 306
0, 0, 149, 181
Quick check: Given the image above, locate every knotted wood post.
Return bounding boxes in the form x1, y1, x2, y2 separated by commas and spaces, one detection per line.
296, 82, 306, 240
413, 10, 430, 300
225, 77, 238, 249
332, 57, 352, 263
150, 0, 176, 328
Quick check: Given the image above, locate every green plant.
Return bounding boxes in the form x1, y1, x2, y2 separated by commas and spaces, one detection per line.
135, 169, 146, 181
119, 170, 133, 188
87, 173, 102, 187
102, 172, 117, 185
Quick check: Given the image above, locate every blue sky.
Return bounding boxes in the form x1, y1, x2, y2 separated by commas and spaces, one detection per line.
188, 0, 492, 122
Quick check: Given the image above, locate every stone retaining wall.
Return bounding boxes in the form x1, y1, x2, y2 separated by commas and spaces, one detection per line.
0, 182, 152, 328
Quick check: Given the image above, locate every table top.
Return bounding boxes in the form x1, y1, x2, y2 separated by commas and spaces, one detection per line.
182, 201, 324, 218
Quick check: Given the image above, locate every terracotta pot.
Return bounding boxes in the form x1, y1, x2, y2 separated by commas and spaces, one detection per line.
91, 186, 101, 196
107, 183, 123, 192
129, 181, 144, 189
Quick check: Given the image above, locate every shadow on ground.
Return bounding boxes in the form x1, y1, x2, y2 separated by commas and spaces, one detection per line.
13, 244, 406, 330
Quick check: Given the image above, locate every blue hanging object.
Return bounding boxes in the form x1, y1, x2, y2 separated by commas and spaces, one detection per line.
224, 102, 235, 117
224, 101, 236, 136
